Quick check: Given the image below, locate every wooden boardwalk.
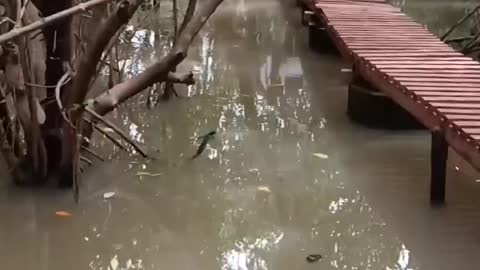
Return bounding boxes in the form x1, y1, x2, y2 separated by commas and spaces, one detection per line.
301, 0, 480, 203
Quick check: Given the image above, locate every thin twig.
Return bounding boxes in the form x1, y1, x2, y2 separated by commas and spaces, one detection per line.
0, 17, 16, 27
55, 70, 74, 128
0, 0, 113, 44
19, 0, 31, 22
178, 0, 197, 35
445, 35, 474, 43
85, 107, 148, 157
15, 0, 22, 27
84, 117, 130, 152
441, 4, 480, 41
26, 80, 69, 88
173, 0, 178, 38
462, 31, 480, 53
91, 25, 126, 85
81, 145, 105, 161
80, 155, 92, 165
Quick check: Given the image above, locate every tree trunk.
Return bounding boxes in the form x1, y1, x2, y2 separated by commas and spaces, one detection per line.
41, 0, 73, 187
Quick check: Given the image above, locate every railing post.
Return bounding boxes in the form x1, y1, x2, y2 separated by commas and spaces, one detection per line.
430, 128, 448, 204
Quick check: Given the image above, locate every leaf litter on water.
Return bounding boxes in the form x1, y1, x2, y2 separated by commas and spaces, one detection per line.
103, 192, 116, 200
55, 211, 72, 217
136, 172, 163, 177
306, 254, 322, 263
312, 153, 329, 159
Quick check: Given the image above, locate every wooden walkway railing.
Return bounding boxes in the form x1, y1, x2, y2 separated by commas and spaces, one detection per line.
300, 0, 480, 203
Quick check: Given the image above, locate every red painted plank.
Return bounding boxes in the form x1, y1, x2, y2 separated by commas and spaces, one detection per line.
349, 42, 447, 47
445, 115, 480, 120
397, 78, 480, 83
423, 96, 480, 102
407, 86, 480, 92
351, 47, 449, 52
404, 82, 480, 88
432, 103, 480, 109
309, 0, 480, 170
363, 57, 471, 61
414, 92, 480, 97
343, 36, 439, 41
440, 108, 480, 115
371, 61, 477, 65
356, 52, 464, 57
384, 72, 480, 78
378, 65, 480, 70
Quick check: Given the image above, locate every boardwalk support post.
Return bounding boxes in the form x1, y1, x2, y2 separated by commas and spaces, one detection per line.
308, 25, 338, 54
299, 1, 308, 26
347, 66, 424, 129
430, 128, 448, 204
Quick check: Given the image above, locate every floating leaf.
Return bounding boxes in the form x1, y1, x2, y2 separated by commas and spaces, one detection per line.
312, 153, 329, 159
136, 172, 163, 177
256, 186, 272, 203
55, 211, 72, 217
257, 186, 271, 193
103, 192, 115, 200
306, 254, 322, 263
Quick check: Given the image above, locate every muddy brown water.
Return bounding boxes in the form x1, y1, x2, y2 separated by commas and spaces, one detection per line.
1, 0, 480, 269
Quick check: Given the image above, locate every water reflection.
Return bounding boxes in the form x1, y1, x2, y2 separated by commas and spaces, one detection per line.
8, 0, 480, 269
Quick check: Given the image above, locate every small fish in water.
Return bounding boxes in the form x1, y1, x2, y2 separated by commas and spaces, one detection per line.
306, 254, 322, 263
191, 130, 216, 159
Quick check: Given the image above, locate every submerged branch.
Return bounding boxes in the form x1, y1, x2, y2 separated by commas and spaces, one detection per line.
85, 107, 148, 157
84, 117, 130, 152
80, 155, 92, 165
81, 145, 105, 161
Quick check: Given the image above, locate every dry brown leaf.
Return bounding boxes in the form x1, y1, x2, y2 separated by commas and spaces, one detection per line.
55, 211, 72, 217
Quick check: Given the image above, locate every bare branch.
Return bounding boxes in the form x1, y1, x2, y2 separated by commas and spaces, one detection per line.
66, 0, 143, 107
55, 70, 74, 128
168, 71, 195, 84
93, 0, 224, 115
173, 0, 178, 38
80, 155, 92, 165
441, 4, 480, 41
84, 107, 148, 157
81, 145, 105, 161
84, 117, 130, 152
0, 0, 112, 44
178, 0, 197, 36
19, 0, 31, 22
